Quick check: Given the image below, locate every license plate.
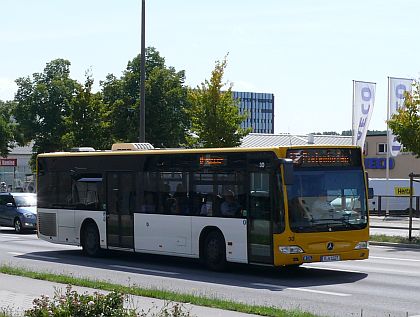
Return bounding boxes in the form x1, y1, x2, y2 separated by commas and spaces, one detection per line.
321, 255, 340, 262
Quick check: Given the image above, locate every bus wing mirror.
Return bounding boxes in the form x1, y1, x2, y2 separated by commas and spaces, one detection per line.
277, 158, 294, 185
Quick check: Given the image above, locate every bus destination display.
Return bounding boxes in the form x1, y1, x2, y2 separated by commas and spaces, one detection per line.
199, 155, 227, 167
286, 148, 359, 167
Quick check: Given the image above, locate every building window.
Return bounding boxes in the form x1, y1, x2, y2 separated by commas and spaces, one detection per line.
377, 143, 387, 154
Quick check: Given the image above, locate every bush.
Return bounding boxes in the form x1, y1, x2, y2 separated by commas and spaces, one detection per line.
24, 285, 136, 317
23, 285, 193, 317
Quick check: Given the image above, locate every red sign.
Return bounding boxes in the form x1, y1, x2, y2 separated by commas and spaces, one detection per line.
0, 159, 17, 167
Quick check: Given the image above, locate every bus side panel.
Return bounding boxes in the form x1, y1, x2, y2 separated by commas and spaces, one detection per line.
38, 209, 106, 248
191, 217, 248, 263
57, 209, 75, 244
134, 214, 192, 255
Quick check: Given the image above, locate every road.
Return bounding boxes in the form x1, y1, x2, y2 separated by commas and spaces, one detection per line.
1, 227, 420, 317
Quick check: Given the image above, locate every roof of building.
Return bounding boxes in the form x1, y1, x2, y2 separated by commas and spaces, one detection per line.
240, 133, 352, 147
8, 143, 33, 155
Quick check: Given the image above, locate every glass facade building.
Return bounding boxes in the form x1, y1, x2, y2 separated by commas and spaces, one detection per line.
233, 91, 274, 134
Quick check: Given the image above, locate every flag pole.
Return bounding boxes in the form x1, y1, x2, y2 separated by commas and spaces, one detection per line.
385, 77, 391, 217
352, 80, 355, 145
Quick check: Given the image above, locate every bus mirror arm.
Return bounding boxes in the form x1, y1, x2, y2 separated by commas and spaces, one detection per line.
277, 158, 294, 186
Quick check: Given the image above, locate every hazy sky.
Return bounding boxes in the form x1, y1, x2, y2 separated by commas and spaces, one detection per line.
1, 0, 419, 135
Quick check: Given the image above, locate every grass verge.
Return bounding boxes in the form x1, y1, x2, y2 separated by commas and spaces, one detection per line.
370, 234, 420, 245
0, 264, 318, 317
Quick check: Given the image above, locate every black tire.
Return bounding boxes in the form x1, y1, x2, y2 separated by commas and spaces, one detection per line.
203, 231, 227, 271
82, 223, 102, 257
14, 218, 23, 234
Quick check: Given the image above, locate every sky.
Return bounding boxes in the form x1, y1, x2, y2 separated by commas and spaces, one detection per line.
1, 0, 419, 135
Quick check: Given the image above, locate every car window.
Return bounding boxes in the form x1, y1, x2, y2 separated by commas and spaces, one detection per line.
0, 196, 6, 206
14, 195, 36, 207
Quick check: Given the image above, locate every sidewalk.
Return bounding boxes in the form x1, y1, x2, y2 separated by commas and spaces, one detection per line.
0, 273, 259, 317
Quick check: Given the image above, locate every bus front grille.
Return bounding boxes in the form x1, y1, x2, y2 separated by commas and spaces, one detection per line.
38, 212, 57, 237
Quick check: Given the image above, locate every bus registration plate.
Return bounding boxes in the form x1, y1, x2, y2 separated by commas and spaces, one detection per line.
321, 255, 340, 262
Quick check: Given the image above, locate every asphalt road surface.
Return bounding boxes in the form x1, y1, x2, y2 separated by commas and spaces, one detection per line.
1, 227, 420, 317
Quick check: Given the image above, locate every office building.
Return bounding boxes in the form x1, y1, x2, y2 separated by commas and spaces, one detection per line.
233, 91, 274, 134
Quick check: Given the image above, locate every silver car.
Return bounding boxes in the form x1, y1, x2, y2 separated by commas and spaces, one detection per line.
0, 193, 37, 233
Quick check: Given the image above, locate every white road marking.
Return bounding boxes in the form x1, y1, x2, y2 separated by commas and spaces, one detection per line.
252, 283, 351, 297
8, 252, 24, 256
370, 256, 420, 262
109, 265, 179, 275
24, 254, 59, 260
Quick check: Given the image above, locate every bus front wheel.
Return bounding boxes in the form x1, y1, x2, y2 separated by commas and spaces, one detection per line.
82, 223, 102, 257
203, 231, 226, 271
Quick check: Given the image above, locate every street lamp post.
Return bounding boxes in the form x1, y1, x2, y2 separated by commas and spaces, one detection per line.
139, 0, 146, 142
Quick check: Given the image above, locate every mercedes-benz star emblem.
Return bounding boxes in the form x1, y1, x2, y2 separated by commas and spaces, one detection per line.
327, 242, 334, 250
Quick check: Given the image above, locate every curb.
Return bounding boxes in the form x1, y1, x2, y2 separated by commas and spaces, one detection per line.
369, 241, 420, 249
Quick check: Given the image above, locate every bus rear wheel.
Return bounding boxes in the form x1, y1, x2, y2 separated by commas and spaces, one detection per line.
82, 223, 102, 257
203, 231, 226, 271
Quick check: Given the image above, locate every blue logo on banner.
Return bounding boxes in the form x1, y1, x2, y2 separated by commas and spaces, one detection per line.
364, 158, 395, 169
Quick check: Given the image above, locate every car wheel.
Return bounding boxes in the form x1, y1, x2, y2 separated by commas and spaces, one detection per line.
203, 231, 227, 271
82, 223, 102, 257
14, 218, 23, 234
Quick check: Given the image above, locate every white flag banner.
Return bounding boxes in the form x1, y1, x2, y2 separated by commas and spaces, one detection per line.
388, 77, 413, 157
352, 81, 376, 150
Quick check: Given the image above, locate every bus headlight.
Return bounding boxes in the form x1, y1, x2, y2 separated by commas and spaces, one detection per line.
354, 241, 369, 249
279, 245, 304, 254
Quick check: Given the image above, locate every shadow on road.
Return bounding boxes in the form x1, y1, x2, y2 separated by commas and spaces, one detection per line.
10, 241, 368, 292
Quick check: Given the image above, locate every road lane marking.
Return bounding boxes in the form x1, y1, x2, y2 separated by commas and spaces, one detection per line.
109, 265, 179, 275
8, 252, 59, 260
24, 254, 59, 260
8, 252, 24, 256
252, 283, 351, 296
370, 256, 420, 262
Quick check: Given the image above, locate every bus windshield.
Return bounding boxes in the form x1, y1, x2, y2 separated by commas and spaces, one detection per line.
288, 169, 368, 233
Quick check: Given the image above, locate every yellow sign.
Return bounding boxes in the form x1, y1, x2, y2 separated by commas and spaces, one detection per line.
394, 187, 413, 196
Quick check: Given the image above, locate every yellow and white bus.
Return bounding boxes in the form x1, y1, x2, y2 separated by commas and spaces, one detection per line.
37, 144, 369, 270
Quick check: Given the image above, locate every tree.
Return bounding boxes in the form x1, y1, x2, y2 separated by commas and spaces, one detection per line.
186, 56, 251, 148
62, 73, 111, 150
0, 100, 17, 156
13, 59, 80, 165
388, 80, 420, 158
101, 47, 190, 147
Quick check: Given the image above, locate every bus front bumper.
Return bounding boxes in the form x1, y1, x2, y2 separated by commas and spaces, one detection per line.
275, 248, 369, 266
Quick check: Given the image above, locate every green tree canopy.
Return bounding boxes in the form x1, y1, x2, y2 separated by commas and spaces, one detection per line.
388, 80, 420, 158
13, 59, 80, 163
186, 57, 251, 148
0, 100, 17, 156
62, 73, 111, 150
101, 47, 190, 147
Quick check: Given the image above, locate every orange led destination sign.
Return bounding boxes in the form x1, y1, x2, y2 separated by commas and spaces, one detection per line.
286, 149, 358, 167
199, 155, 226, 167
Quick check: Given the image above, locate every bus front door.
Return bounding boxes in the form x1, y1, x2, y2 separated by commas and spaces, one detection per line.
106, 171, 135, 249
248, 172, 273, 264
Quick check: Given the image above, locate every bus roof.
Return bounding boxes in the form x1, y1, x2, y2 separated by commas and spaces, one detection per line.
37, 144, 361, 158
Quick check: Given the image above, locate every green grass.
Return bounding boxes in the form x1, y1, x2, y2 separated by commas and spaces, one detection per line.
0, 265, 319, 317
370, 234, 420, 245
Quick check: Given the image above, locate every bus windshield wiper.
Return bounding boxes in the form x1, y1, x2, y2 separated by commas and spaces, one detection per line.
310, 217, 355, 227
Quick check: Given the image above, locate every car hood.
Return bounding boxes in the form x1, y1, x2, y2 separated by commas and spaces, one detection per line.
17, 206, 37, 215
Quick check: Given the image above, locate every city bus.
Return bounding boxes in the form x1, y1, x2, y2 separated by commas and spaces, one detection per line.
36, 144, 369, 270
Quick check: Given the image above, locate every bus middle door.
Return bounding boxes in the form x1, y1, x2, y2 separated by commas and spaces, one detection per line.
106, 171, 135, 250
